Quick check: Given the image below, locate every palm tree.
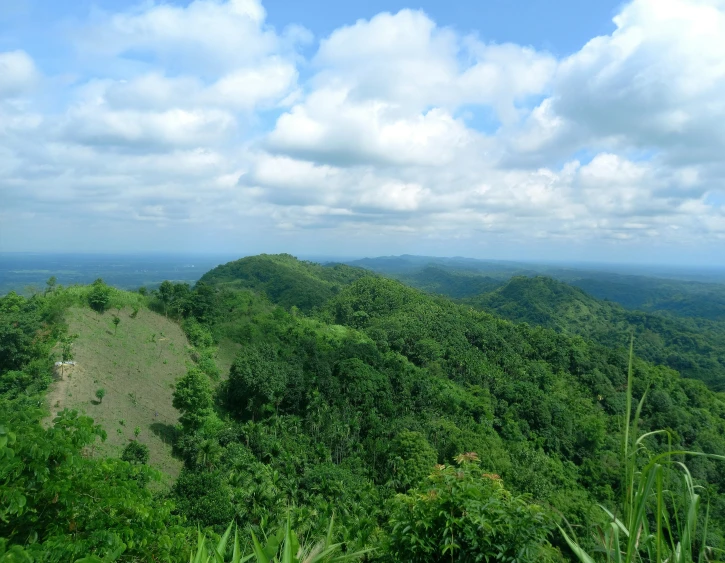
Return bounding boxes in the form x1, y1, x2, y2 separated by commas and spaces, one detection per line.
195, 439, 221, 471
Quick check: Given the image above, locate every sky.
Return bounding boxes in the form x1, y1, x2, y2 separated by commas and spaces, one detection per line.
0, 0, 724, 265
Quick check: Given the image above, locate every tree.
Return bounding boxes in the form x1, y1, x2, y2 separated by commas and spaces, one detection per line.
112, 315, 120, 335
0, 407, 182, 561
95, 388, 105, 404
45, 276, 57, 295
88, 279, 111, 313
227, 345, 288, 421
173, 367, 214, 429
121, 441, 150, 464
195, 439, 221, 471
59, 334, 77, 381
158, 280, 174, 317
0, 292, 42, 373
387, 430, 437, 492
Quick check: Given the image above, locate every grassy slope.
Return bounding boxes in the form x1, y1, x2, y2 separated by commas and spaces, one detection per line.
46, 305, 187, 481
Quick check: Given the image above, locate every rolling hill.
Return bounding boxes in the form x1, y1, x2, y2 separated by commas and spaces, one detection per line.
199, 253, 371, 311
468, 276, 725, 391
346, 255, 725, 321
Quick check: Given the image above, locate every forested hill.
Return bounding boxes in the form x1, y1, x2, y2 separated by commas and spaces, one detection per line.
396, 265, 502, 298
4, 254, 725, 561
463, 276, 725, 391
345, 255, 725, 321
570, 275, 725, 321
198, 253, 370, 311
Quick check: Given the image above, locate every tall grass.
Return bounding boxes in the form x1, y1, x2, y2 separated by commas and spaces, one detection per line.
560, 337, 725, 563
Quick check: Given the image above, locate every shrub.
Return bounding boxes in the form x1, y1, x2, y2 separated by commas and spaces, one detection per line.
88, 279, 111, 313
121, 441, 150, 465
386, 452, 560, 562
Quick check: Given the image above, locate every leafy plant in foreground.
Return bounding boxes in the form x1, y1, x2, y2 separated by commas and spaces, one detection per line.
186, 516, 370, 563
559, 338, 725, 562
386, 452, 560, 562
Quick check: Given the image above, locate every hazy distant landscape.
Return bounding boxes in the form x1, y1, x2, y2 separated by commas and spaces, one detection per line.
0, 253, 237, 295
4, 252, 725, 297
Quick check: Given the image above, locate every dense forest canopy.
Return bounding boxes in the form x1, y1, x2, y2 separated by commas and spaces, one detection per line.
465, 276, 725, 392
348, 256, 725, 321
2, 254, 725, 562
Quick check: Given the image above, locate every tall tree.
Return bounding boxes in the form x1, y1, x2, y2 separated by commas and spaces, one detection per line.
172, 367, 214, 429
158, 281, 174, 318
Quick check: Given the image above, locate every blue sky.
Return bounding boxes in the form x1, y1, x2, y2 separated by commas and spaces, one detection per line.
1, 0, 724, 264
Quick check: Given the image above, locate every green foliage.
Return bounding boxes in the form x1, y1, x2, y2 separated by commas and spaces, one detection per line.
87, 279, 112, 313
0, 292, 45, 374
45, 276, 57, 294
5, 255, 725, 563
387, 430, 437, 492
189, 516, 370, 563
199, 254, 371, 312
560, 340, 725, 562
386, 453, 561, 562
469, 276, 725, 391
121, 441, 150, 464
227, 346, 291, 421
95, 388, 105, 403
173, 469, 235, 528
398, 265, 502, 298
173, 367, 214, 429
0, 404, 185, 561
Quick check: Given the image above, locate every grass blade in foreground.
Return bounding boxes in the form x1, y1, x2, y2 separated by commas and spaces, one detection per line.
561, 336, 725, 562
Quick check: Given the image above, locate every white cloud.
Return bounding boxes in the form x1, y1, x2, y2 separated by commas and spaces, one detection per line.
61, 106, 237, 148
524, 0, 725, 164
0, 50, 38, 98
312, 9, 555, 114
78, 0, 284, 73
1, 0, 724, 260
267, 89, 478, 166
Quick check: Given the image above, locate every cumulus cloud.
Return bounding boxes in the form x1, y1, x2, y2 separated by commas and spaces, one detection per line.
1, 0, 724, 257
77, 0, 288, 73
520, 0, 725, 164
0, 50, 38, 98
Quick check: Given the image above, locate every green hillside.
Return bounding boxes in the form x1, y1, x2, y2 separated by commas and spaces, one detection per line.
4, 256, 725, 561
571, 275, 725, 321
198, 253, 370, 311
347, 255, 725, 321
148, 259, 725, 553
468, 276, 725, 391
397, 265, 502, 298
46, 305, 187, 479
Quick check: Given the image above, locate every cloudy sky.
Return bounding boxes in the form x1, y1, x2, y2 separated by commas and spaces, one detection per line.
1, 0, 724, 264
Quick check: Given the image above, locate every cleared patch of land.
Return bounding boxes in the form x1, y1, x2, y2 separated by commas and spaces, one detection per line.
46, 306, 189, 482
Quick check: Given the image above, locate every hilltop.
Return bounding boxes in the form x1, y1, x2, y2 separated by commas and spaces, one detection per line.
199, 253, 371, 311
465, 276, 725, 391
